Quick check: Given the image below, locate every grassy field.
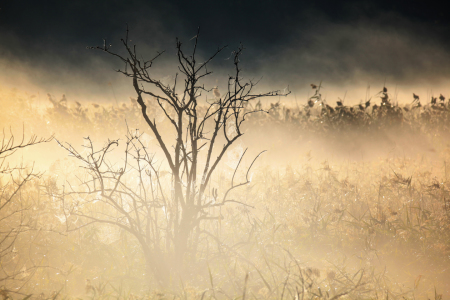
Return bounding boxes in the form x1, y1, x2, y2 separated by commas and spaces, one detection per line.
1, 85, 450, 299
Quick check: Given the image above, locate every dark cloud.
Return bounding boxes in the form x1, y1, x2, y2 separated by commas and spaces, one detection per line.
257, 12, 450, 85
1, 0, 450, 103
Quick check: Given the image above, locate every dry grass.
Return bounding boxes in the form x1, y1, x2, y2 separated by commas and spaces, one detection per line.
1, 85, 450, 299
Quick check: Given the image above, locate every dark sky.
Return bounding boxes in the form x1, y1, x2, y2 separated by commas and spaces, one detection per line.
2, 0, 450, 103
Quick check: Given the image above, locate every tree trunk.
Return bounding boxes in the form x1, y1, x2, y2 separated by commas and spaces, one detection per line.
144, 249, 170, 288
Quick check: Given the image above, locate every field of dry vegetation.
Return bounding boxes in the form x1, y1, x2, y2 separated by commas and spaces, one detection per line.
1, 82, 450, 300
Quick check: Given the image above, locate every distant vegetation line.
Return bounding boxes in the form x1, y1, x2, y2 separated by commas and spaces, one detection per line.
1, 85, 450, 143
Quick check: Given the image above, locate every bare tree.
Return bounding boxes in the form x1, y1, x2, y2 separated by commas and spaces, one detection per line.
58, 28, 289, 286
0, 129, 52, 296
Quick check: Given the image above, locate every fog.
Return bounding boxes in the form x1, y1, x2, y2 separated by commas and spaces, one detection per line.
1, 8, 450, 299
2, 7, 450, 106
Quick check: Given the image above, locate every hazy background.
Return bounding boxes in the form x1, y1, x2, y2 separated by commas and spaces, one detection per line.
2, 1, 450, 298
2, 0, 450, 105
